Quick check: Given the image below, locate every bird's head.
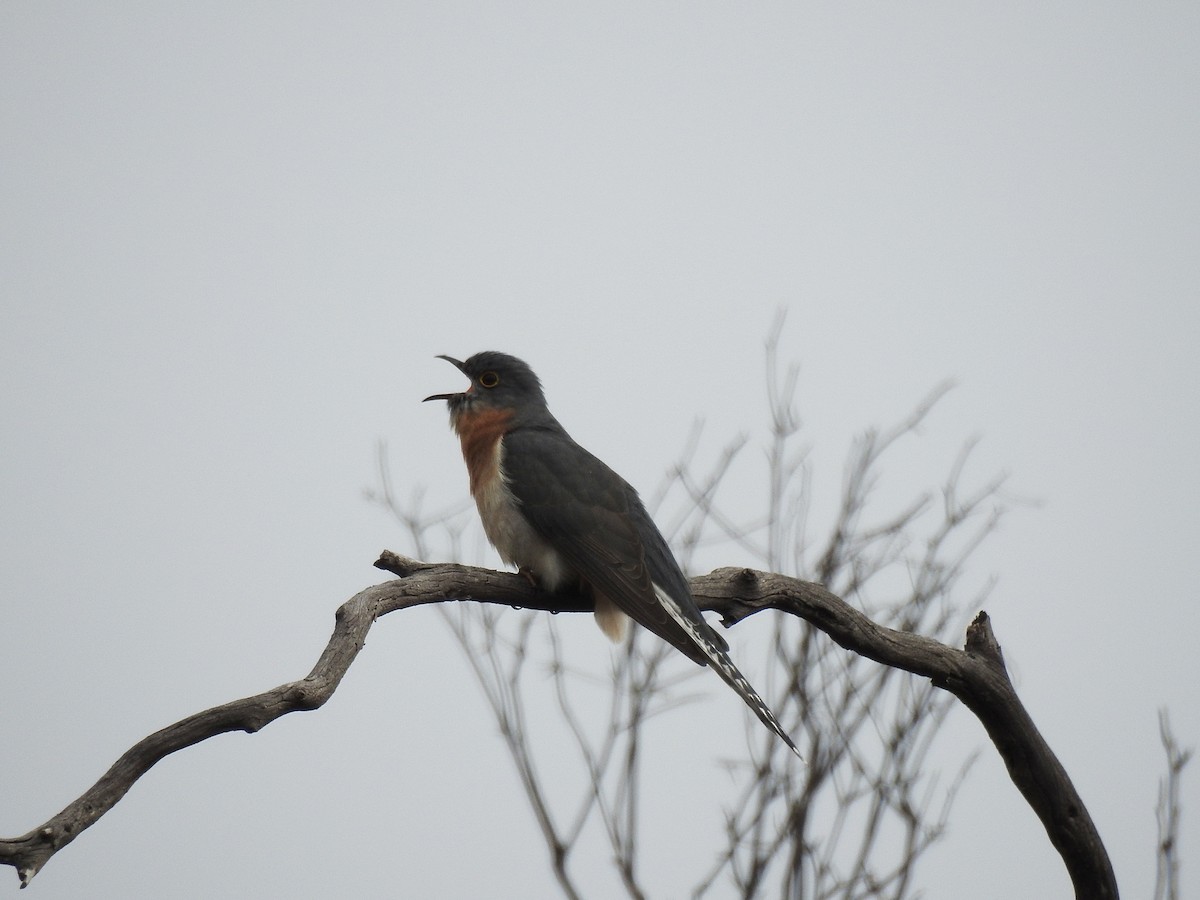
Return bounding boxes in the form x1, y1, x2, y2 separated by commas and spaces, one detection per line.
424, 351, 550, 424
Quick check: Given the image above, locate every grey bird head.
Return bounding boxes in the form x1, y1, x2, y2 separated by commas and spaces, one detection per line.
424, 351, 552, 425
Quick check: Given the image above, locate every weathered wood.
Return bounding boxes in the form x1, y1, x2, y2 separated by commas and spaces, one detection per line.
0, 553, 1116, 899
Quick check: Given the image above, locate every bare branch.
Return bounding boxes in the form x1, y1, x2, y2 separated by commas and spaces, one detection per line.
1154, 709, 1192, 900
1, 555, 1116, 900
696, 569, 1116, 900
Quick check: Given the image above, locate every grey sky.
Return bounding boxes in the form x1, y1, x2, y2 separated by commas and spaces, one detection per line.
2, 4, 1197, 898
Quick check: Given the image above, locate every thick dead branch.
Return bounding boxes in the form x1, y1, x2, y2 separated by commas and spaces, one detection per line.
689, 566, 1117, 900
0, 553, 1115, 900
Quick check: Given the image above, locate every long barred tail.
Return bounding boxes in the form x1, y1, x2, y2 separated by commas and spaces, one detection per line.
653, 584, 804, 760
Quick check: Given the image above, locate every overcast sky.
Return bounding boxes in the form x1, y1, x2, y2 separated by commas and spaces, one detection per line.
2, 4, 1198, 899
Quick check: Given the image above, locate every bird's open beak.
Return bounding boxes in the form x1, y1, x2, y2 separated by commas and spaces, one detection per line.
423, 355, 469, 402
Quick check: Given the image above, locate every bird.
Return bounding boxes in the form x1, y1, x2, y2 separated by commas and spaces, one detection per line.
424, 351, 800, 757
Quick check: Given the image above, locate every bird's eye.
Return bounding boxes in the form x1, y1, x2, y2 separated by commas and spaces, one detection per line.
478, 371, 500, 388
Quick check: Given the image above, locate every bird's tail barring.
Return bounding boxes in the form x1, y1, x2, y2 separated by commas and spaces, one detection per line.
652, 584, 803, 760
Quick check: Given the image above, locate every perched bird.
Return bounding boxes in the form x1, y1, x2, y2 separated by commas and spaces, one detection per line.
425, 351, 799, 757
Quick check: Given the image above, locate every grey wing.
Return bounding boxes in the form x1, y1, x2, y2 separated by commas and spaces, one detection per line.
504, 427, 803, 757
502, 427, 726, 665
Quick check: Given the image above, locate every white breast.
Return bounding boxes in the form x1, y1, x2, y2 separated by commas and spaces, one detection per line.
474, 441, 573, 592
